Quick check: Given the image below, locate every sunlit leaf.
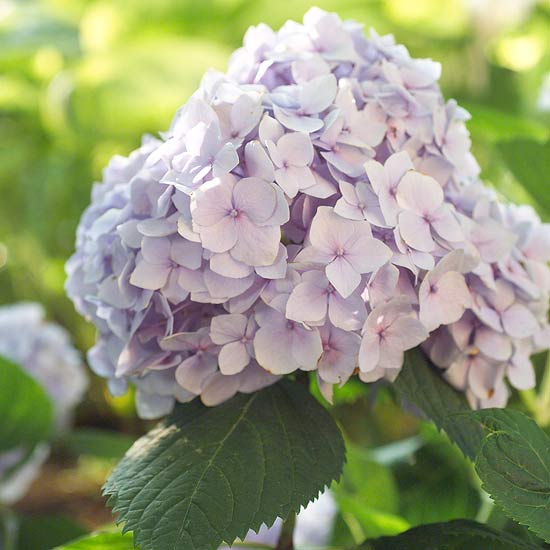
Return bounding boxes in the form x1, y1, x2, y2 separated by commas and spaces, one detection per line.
0, 354, 54, 452
464, 103, 549, 142
334, 445, 407, 539
498, 139, 550, 219
54, 530, 135, 550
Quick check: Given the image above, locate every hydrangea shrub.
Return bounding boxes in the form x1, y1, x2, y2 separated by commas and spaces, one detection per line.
0, 303, 88, 503
66, 7, 550, 419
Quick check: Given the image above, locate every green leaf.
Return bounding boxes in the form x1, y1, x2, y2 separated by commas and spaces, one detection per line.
468, 409, 550, 543
393, 431, 480, 526
393, 349, 484, 459
0, 354, 54, 452
463, 103, 549, 143
360, 519, 539, 549
59, 428, 135, 460
54, 530, 135, 550
497, 140, 550, 219
17, 515, 87, 550
334, 445, 408, 540
104, 380, 346, 550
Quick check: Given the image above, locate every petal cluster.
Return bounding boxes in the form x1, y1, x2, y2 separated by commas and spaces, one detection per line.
67, 7, 550, 417
0, 303, 88, 502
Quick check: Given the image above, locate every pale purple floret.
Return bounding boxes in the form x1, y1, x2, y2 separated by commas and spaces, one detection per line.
254, 303, 323, 375
396, 171, 463, 252
364, 151, 413, 226
359, 299, 428, 382
295, 206, 392, 298
191, 174, 289, 266
418, 251, 472, 332
286, 270, 367, 331
66, 7, 550, 417
210, 313, 257, 374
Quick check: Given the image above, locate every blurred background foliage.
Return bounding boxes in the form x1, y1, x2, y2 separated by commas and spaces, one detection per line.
0, 0, 549, 545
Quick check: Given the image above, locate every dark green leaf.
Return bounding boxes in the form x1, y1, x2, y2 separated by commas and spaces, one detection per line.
59, 428, 135, 460
17, 515, 87, 550
54, 530, 135, 550
360, 519, 539, 549
0, 355, 54, 452
394, 349, 484, 459
486, 504, 549, 547
497, 140, 550, 218
468, 409, 550, 543
104, 380, 346, 550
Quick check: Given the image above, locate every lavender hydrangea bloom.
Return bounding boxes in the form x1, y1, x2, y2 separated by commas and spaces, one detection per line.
66, 8, 550, 418
0, 303, 88, 503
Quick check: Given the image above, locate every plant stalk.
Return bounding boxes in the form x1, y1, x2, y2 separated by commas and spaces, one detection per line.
276, 512, 296, 550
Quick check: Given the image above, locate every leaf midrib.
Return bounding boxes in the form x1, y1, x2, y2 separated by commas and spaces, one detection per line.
174, 392, 259, 549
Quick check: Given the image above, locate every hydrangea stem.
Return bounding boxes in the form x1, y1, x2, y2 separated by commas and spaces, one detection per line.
520, 352, 550, 427
536, 352, 550, 427
0, 506, 17, 550
232, 544, 274, 549
276, 512, 296, 550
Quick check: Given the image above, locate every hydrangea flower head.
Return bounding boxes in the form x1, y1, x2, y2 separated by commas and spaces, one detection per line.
66, 8, 550, 417
0, 303, 88, 503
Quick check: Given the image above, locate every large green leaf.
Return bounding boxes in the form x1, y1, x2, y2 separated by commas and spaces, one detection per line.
393, 349, 484, 459
360, 519, 539, 549
54, 531, 135, 550
0, 354, 54, 452
497, 140, 550, 219
468, 409, 550, 543
104, 380, 346, 550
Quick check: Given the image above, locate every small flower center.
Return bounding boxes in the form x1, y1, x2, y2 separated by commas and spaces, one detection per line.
335, 247, 345, 258
229, 208, 240, 218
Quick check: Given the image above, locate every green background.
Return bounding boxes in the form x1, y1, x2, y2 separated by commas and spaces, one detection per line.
0, 0, 549, 542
